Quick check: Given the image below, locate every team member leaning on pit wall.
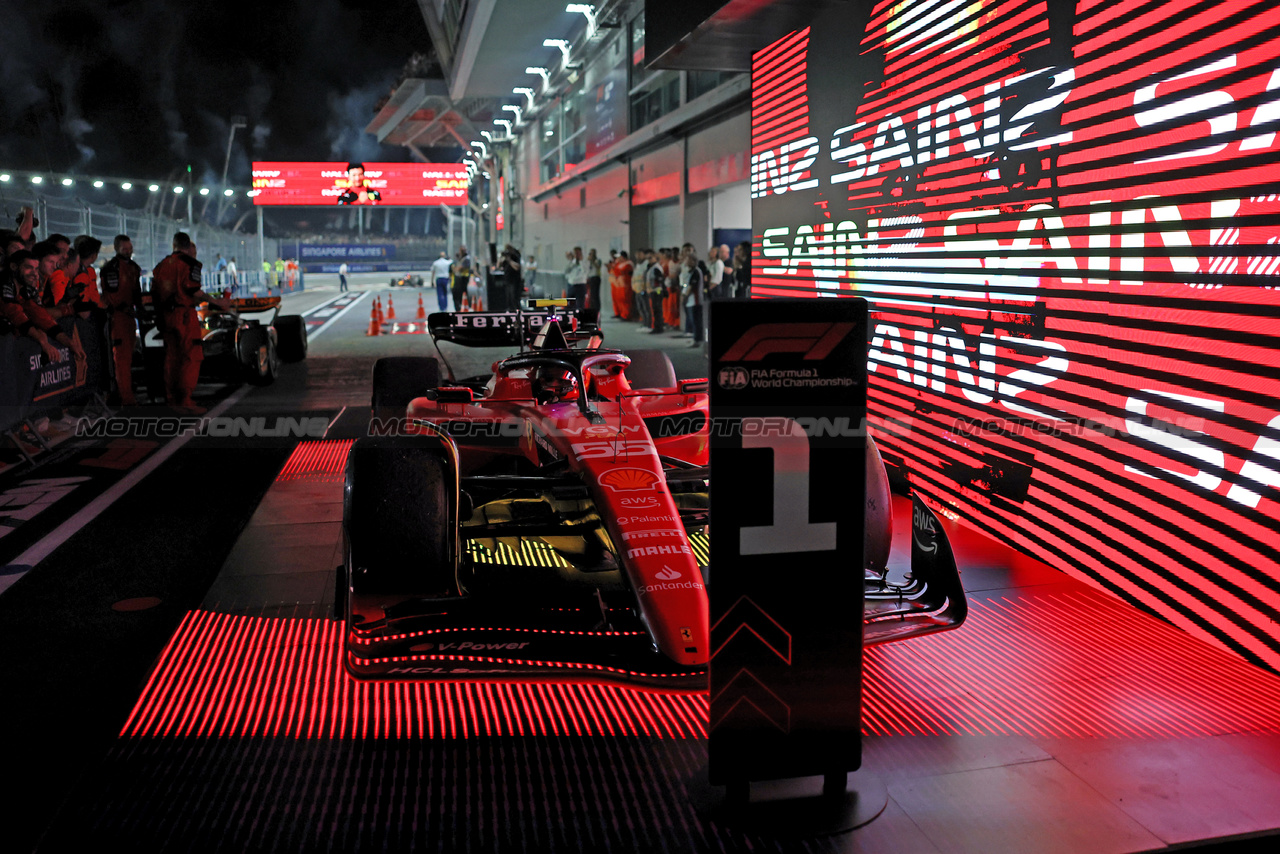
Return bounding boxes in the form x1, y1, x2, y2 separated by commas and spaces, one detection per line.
1, 247, 86, 365
42, 233, 75, 305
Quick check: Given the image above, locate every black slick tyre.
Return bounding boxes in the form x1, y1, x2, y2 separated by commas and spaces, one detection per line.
623, 349, 677, 389
343, 436, 456, 602
275, 314, 308, 362
371, 356, 440, 420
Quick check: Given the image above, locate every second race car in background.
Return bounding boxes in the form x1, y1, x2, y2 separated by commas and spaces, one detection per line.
139, 294, 308, 394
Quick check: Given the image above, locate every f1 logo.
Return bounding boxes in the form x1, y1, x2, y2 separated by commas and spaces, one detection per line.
720, 322, 855, 361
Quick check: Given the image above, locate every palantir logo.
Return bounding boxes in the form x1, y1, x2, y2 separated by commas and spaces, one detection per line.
655, 566, 682, 580
717, 367, 750, 390
721, 322, 855, 361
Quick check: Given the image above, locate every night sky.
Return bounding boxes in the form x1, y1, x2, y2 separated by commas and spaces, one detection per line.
0, 0, 437, 187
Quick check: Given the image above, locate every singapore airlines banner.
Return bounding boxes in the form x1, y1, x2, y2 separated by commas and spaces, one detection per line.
750, 1, 1280, 669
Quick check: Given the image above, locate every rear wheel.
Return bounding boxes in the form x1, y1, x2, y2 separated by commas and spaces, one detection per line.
240, 326, 277, 385
371, 356, 440, 420
275, 314, 308, 362
343, 436, 457, 604
624, 349, 677, 389
865, 438, 893, 574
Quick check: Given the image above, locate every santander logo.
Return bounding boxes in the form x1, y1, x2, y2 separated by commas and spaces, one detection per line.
655, 566, 681, 581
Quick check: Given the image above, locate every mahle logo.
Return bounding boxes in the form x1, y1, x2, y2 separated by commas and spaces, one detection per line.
717, 367, 749, 390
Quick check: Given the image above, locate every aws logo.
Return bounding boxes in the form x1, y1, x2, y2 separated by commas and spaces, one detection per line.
721, 322, 855, 361
913, 503, 939, 553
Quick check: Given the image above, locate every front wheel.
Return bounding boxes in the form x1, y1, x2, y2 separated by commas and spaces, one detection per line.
344, 436, 458, 607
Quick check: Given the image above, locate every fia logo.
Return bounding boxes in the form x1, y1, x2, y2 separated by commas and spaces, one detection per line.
717, 367, 749, 390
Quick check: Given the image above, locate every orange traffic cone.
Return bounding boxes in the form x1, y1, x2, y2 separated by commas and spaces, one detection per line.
475, 295, 484, 311
387, 297, 396, 320
375, 297, 383, 324
416, 294, 425, 319
460, 293, 470, 312
366, 305, 381, 336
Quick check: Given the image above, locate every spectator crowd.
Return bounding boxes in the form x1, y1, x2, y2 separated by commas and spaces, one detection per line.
1, 204, 231, 415
560, 240, 751, 345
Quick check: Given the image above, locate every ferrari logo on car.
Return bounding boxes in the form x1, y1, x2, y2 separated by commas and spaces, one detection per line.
680, 627, 693, 641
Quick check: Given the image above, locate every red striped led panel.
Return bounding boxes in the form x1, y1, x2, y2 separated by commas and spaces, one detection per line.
121, 587, 1280, 740
275, 439, 353, 482
750, 0, 1280, 670
120, 610, 708, 740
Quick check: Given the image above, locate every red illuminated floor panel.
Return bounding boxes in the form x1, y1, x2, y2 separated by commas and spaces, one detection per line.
54, 440, 1280, 851
274, 438, 353, 482
121, 587, 1280, 742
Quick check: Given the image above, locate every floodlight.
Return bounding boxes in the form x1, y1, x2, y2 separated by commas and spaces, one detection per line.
543, 39, 571, 63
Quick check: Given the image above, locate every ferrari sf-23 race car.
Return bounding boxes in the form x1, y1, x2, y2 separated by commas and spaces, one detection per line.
140, 294, 308, 389
338, 303, 967, 691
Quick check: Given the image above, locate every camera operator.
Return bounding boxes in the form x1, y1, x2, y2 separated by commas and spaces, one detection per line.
497, 243, 521, 311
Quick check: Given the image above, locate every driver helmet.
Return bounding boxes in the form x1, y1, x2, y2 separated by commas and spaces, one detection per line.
532, 365, 579, 403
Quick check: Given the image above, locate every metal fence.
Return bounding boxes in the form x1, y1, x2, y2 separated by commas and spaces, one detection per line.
9, 191, 288, 292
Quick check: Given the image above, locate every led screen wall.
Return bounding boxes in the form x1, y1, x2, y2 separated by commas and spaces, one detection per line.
749, 0, 1280, 668
251, 162, 469, 205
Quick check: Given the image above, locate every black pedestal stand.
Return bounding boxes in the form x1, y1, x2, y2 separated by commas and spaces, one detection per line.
688, 768, 887, 838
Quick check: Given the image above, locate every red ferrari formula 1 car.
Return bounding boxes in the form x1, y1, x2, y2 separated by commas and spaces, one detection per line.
339, 303, 966, 691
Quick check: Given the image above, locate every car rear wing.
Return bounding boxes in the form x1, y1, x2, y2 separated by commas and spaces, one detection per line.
426, 310, 581, 348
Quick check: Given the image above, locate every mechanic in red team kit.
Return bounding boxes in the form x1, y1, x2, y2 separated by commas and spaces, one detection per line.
42, 233, 74, 305
151, 232, 232, 412
101, 235, 144, 405
67, 236, 104, 314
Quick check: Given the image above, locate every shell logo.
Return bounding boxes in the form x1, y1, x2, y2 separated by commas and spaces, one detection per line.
599, 468, 662, 492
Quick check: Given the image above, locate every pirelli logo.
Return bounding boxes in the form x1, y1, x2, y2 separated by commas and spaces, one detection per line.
720, 322, 855, 362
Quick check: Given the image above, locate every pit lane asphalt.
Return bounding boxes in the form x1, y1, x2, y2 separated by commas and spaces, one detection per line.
0, 273, 710, 853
